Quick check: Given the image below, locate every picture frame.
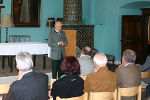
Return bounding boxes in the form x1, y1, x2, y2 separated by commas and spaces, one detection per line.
0, 0, 3, 3
12, 0, 41, 27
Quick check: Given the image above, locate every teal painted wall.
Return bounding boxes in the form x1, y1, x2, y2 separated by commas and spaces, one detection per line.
82, 0, 91, 24
94, 0, 121, 61
1, 0, 150, 62
94, 0, 150, 62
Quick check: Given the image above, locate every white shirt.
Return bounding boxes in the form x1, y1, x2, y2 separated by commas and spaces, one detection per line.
124, 63, 133, 67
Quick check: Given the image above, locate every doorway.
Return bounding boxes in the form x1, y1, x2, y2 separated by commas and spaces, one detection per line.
121, 15, 148, 64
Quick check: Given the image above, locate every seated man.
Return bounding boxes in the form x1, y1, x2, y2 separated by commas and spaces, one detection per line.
137, 54, 150, 98
77, 46, 94, 76
138, 54, 150, 72
6, 51, 49, 100
116, 49, 141, 100
84, 53, 116, 92
137, 55, 150, 85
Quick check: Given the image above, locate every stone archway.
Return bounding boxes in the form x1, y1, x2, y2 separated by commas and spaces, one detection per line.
120, 1, 150, 9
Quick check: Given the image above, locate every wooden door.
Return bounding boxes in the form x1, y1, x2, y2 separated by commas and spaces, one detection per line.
64, 30, 77, 57
122, 15, 148, 64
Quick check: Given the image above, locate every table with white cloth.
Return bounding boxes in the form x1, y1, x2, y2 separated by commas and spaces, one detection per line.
0, 42, 51, 72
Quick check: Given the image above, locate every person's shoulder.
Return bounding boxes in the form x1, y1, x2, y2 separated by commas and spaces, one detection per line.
38, 72, 48, 77
116, 65, 126, 72
9, 80, 22, 90
147, 55, 150, 59
77, 57, 81, 60
86, 72, 96, 78
49, 30, 56, 34
78, 56, 91, 61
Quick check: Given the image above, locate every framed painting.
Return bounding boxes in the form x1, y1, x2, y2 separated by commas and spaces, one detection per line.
12, 0, 41, 27
0, 0, 3, 3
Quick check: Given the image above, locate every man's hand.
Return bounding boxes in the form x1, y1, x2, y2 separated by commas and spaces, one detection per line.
58, 41, 65, 46
48, 90, 53, 98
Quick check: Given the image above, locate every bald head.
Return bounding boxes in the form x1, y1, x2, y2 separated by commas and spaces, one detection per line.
55, 21, 62, 32
93, 53, 107, 67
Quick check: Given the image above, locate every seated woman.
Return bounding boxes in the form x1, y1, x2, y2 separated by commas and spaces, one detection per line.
50, 56, 84, 100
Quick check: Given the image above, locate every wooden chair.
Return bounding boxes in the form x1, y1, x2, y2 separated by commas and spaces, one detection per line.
0, 84, 10, 94
141, 71, 150, 92
117, 85, 141, 100
49, 78, 57, 100
141, 71, 150, 79
80, 76, 87, 80
50, 78, 57, 89
89, 89, 117, 100
56, 93, 88, 100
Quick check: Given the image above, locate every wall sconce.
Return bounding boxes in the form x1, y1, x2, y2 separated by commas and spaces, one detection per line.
46, 18, 55, 31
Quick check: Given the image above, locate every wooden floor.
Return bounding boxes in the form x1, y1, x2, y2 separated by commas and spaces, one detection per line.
0, 55, 52, 77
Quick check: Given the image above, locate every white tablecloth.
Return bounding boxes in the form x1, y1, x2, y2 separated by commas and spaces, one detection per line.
0, 42, 51, 57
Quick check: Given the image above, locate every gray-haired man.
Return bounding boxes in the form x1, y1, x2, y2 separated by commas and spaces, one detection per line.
6, 52, 49, 100
116, 49, 141, 100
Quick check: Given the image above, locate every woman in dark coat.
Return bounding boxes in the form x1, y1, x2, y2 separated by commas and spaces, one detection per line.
50, 56, 84, 100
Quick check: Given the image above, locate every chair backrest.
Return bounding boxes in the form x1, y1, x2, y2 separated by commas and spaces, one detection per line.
0, 84, 10, 94
141, 71, 150, 79
50, 79, 57, 89
80, 76, 87, 80
141, 72, 150, 92
117, 85, 141, 100
9, 35, 31, 42
56, 93, 88, 100
89, 89, 117, 100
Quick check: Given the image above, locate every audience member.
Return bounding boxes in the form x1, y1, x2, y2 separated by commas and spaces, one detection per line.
50, 56, 84, 100
84, 53, 116, 92
48, 21, 68, 79
138, 54, 150, 72
6, 52, 49, 100
137, 54, 150, 98
116, 49, 141, 100
77, 46, 94, 76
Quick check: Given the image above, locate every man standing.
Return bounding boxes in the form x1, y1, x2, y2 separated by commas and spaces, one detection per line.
48, 21, 68, 79
77, 46, 94, 76
84, 53, 116, 92
116, 49, 141, 100
6, 51, 49, 100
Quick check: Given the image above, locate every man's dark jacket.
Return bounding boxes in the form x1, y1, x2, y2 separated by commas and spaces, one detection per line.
6, 71, 49, 100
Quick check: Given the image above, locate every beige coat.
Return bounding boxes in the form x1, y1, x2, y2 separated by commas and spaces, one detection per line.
84, 67, 116, 92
